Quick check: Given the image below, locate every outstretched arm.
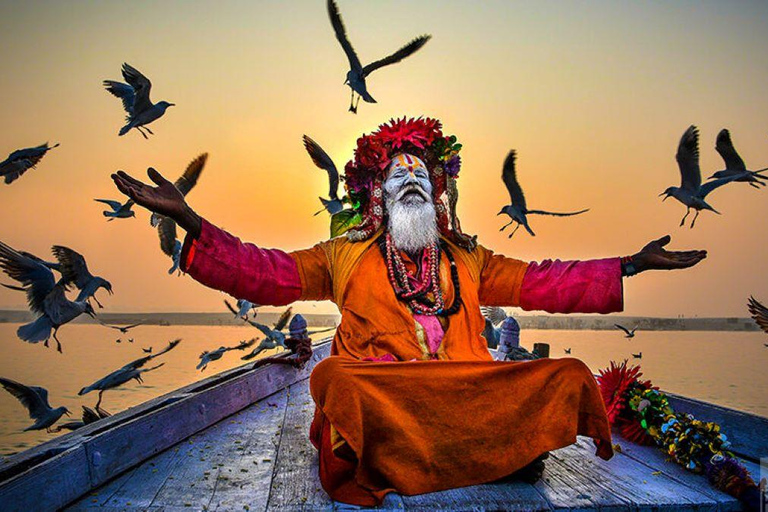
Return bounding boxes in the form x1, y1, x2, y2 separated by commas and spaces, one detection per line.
478, 235, 705, 314
111, 168, 330, 305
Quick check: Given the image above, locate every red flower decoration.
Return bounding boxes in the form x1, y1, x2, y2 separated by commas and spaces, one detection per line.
597, 360, 643, 425
375, 116, 443, 150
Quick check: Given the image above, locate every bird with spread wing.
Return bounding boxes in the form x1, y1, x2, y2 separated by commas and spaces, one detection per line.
303, 135, 343, 215
614, 324, 638, 339
51, 245, 113, 308
0, 143, 59, 185
197, 339, 257, 371
709, 129, 767, 188
327, 0, 431, 113
660, 125, 740, 228
103, 63, 174, 138
0, 378, 71, 432
498, 150, 589, 238
79, 339, 181, 410
0, 241, 96, 352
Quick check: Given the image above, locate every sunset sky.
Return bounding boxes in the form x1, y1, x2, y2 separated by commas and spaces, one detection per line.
1, 0, 767, 317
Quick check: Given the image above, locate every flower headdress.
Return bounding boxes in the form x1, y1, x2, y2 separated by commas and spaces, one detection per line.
338, 116, 475, 249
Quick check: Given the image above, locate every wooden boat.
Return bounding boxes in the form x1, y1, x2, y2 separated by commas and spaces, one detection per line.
0, 338, 765, 511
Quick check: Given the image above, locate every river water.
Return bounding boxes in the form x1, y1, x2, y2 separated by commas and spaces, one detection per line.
0, 324, 765, 456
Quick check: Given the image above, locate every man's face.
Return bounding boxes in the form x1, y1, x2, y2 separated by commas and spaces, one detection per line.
383, 154, 433, 206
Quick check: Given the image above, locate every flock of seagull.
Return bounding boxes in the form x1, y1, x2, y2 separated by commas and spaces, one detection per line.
1, 0, 767, 436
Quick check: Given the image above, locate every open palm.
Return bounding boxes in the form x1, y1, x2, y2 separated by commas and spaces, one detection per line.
111, 168, 186, 220
633, 235, 706, 272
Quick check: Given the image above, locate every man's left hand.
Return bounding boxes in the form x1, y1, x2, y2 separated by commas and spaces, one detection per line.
630, 235, 706, 274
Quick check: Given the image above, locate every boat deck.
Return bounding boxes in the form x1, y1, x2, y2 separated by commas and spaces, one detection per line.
1, 339, 764, 511
65, 381, 761, 511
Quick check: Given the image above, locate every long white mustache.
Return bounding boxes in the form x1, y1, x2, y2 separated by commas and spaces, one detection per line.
386, 188, 438, 253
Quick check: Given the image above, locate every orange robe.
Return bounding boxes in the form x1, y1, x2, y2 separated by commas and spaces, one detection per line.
182, 220, 619, 506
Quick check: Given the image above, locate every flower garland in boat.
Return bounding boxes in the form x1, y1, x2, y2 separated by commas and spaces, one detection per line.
597, 360, 760, 509
329, 117, 475, 250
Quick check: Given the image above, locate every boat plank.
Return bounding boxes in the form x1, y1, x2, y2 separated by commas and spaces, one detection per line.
533, 437, 720, 510
401, 481, 551, 511
150, 388, 289, 509
205, 390, 290, 511
266, 379, 332, 511
0, 445, 89, 512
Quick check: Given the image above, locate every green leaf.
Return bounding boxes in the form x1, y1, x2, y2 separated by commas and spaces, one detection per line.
330, 210, 362, 238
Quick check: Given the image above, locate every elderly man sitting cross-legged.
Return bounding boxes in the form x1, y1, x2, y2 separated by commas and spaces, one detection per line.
111, 117, 706, 507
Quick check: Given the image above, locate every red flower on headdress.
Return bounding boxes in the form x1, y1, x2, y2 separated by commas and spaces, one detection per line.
375, 116, 443, 150
354, 135, 390, 172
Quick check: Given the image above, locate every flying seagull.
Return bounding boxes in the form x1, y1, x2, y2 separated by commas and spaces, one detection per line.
498, 150, 589, 237
327, 0, 431, 113
51, 245, 113, 308
614, 324, 638, 339
150, 154, 208, 273
79, 339, 180, 410
564, 348, 572, 354
95, 198, 136, 220
303, 135, 343, 215
101, 322, 144, 334
632, 352, 642, 359
52, 405, 111, 433
224, 299, 259, 321
0, 241, 95, 352
197, 339, 257, 371
709, 129, 767, 188
103, 63, 174, 138
0, 378, 70, 432
747, 296, 768, 335
241, 308, 294, 360
660, 125, 739, 228
0, 143, 59, 185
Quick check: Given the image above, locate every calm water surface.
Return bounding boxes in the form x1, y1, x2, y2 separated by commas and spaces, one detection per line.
0, 324, 766, 456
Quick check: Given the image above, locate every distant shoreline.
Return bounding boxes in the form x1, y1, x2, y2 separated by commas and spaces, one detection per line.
0, 310, 761, 332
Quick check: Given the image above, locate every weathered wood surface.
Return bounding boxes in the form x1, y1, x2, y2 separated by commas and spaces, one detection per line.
66, 370, 762, 512
67, 389, 289, 511
0, 340, 332, 512
266, 379, 333, 511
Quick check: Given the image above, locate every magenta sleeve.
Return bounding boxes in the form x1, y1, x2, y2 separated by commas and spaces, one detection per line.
179, 218, 302, 306
519, 258, 624, 314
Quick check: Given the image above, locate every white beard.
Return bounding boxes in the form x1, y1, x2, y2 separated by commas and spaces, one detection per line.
386, 197, 438, 253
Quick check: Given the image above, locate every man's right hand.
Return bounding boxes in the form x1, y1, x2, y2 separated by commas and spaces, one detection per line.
111, 168, 202, 237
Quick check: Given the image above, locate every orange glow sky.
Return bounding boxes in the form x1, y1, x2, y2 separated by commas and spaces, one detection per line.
1, 1, 767, 316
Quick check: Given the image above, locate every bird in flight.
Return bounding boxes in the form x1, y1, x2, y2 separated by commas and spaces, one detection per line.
498, 150, 589, 237
660, 125, 739, 228
303, 135, 343, 215
0, 143, 59, 185
103, 63, 174, 138
632, 352, 642, 359
224, 299, 259, 321
327, 0, 431, 113
79, 339, 180, 410
0, 241, 96, 352
709, 129, 767, 188
51, 245, 113, 308
101, 322, 145, 334
0, 377, 70, 432
95, 198, 136, 221
747, 296, 768, 335
197, 339, 257, 371
52, 404, 111, 433
614, 324, 638, 339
